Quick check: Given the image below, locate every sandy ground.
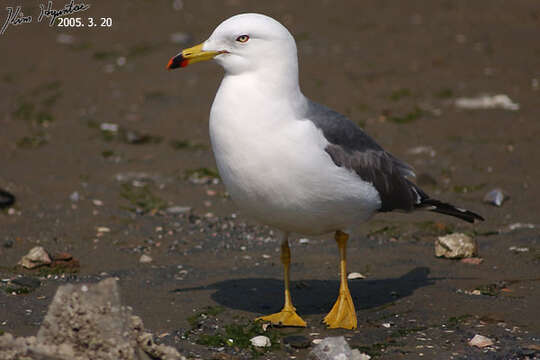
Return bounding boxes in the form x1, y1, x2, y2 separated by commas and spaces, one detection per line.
1, 1, 539, 359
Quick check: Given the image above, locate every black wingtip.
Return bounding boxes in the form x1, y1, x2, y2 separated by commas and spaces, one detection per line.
0, 189, 15, 209
420, 198, 484, 223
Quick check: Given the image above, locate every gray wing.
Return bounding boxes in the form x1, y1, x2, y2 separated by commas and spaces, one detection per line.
305, 100, 421, 212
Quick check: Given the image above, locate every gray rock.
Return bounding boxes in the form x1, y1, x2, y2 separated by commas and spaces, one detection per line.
468, 334, 494, 348
139, 254, 153, 264
0, 278, 185, 360
352, 350, 371, 360
250, 335, 271, 347
69, 191, 80, 202
483, 188, 508, 207
435, 233, 477, 258
309, 336, 365, 360
18, 246, 52, 269
37, 278, 139, 359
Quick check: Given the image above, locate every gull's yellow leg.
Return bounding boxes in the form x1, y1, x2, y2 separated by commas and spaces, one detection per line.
256, 233, 306, 327
323, 230, 357, 329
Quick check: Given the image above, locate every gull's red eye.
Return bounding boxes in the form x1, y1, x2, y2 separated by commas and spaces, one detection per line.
236, 35, 249, 43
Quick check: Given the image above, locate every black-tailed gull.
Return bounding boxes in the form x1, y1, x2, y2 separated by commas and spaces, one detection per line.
167, 13, 483, 329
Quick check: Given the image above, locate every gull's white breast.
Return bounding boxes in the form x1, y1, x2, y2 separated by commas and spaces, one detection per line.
209, 76, 381, 235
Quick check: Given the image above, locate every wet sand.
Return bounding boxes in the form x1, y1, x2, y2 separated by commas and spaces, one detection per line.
1, 1, 539, 359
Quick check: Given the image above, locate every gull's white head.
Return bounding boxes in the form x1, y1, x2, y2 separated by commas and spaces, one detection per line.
167, 13, 298, 76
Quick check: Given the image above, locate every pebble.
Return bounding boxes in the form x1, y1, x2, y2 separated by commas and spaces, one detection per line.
460, 257, 484, 265
468, 334, 494, 348
455, 94, 519, 111
483, 188, 508, 207
123, 130, 150, 144
100, 123, 119, 132
507, 223, 535, 231
407, 146, 436, 157
299, 238, 310, 244
18, 246, 52, 269
172, 0, 183, 11
250, 335, 271, 347
347, 272, 366, 280
116, 57, 126, 67
509, 246, 529, 253
139, 254, 153, 264
92, 199, 104, 206
354, 351, 371, 360
283, 335, 310, 349
166, 206, 191, 215
53, 252, 73, 261
69, 191, 80, 202
310, 336, 363, 360
96, 227, 110, 233
435, 233, 477, 258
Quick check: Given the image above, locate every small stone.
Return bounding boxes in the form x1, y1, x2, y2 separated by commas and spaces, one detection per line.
97, 226, 110, 233
460, 257, 484, 265
483, 188, 508, 207
123, 130, 150, 144
407, 146, 436, 157
468, 334, 494, 348
299, 238, 310, 244
509, 246, 529, 253
116, 57, 126, 67
347, 272, 366, 280
69, 191, 80, 202
351, 350, 371, 360
139, 254, 153, 264
18, 246, 52, 269
283, 335, 310, 349
250, 335, 271, 347
507, 223, 535, 231
172, 0, 183, 11
92, 199, 104, 206
309, 336, 353, 360
166, 206, 191, 215
381, 323, 392, 328
53, 252, 73, 261
435, 233, 477, 259
100, 122, 118, 132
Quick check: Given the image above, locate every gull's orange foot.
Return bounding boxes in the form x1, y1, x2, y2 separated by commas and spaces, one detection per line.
323, 289, 357, 329
256, 308, 307, 327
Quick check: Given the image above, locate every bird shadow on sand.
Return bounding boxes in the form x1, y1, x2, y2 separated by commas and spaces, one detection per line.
173, 266, 435, 315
